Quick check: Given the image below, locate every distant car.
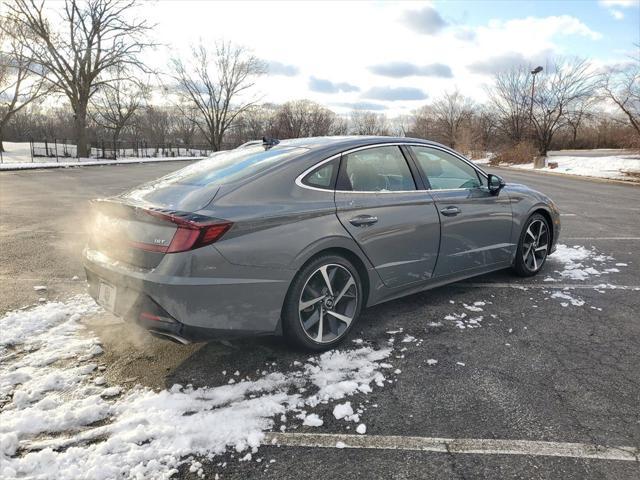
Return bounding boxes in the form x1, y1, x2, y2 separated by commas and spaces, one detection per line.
235, 140, 263, 149
84, 136, 560, 350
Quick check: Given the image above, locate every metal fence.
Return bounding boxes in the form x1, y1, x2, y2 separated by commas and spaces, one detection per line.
20, 139, 212, 163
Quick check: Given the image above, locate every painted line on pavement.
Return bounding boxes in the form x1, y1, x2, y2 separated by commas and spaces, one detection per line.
563, 237, 640, 240
264, 432, 639, 462
453, 283, 639, 290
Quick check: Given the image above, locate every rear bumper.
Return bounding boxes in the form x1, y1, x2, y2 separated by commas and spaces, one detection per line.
83, 247, 293, 342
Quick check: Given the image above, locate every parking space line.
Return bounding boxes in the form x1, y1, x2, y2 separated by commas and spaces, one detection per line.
453, 283, 640, 290
264, 432, 639, 462
563, 237, 640, 240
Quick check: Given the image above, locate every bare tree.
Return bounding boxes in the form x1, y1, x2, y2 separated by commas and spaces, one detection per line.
137, 105, 173, 145
349, 110, 389, 135
0, 15, 48, 151
171, 102, 200, 146
4, 0, 154, 157
331, 115, 349, 136
231, 103, 279, 144
488, 65, 532, 142
389, 114, 411, 137
90, 67, 147, 148
407, 105, 438, 140
272, 99, 336, 138
431, 90, 475, 148
172, 41, 266, 151
473, 106, 498, 151
602, 56, 640, 138
531, 58, 599, 155
565, 96, 596, 146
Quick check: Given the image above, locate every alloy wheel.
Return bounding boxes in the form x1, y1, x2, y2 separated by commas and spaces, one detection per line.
522, 219, 549, 271
298, 264, 358, 344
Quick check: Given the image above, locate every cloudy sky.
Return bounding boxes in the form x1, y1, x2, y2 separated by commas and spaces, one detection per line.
146, 0, 640, 115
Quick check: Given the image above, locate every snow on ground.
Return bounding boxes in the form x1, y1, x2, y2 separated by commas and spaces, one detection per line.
0, 141, 206, 170
0, 296, 392, 479
548, 244, 618, 281
470, 153, 492, 165
0, 157, 203, 170
541, 243, 627, 308
438, 244, 626, 326
510, 153, 640, 181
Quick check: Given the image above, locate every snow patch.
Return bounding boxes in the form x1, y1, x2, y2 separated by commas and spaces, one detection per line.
0, 296, 391, 479
549, 244, 620, 281
333, 402, 354, 420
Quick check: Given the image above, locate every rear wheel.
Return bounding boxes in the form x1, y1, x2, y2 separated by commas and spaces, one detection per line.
282, 254, 363, 351
513, 213, 550, 277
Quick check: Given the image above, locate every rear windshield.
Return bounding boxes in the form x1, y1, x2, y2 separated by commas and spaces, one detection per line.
158, 146, 304, 186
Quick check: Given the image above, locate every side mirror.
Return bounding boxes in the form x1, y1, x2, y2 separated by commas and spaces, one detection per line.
487, 174, 505, 195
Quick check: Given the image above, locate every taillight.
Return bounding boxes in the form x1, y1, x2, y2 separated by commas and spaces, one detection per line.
132, 210, 232, 254
166, 222, 231, 253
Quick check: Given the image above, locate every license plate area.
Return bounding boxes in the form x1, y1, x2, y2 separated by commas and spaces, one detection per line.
98, 281, 117, 312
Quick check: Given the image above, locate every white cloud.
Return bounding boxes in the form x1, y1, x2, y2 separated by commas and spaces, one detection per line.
139, 2, 605, 114
599, 0, 638, 7
599, 0, 637, 22
610, 9, 625, 19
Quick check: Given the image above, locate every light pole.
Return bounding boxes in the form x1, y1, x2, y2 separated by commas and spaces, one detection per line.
530, 66, 543, 168
529, 66, 543, 130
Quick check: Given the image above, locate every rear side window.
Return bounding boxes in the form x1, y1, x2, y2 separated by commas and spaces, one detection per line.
339, 146, 416, 192
411, 146, 483, 190
302, 159, 338, 189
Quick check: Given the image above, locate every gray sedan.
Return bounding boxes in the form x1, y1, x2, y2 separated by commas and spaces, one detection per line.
83, 136, 560, 350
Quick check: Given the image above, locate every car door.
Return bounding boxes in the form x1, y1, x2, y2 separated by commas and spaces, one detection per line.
408, 145, 513, 277
334, 145, 441, 288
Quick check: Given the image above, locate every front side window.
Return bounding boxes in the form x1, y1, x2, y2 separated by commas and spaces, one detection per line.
411, 146, 483, 190
340, 146, 416, 192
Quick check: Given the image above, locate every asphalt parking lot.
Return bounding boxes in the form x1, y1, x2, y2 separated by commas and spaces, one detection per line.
1, 161, 639, 478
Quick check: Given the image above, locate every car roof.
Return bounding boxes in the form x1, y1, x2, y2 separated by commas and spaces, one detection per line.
273, 135, 445, 152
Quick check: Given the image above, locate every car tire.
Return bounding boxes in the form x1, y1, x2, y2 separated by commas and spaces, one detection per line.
513, 213, 551, 277
282, 254, 363, 351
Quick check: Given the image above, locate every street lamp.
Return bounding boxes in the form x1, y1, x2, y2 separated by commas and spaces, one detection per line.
529, 66, 543, 126
530, 66, 543, 168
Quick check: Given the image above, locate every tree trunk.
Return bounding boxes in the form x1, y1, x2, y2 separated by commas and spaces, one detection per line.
74, 101, 89, 158
0, 117, 9, 153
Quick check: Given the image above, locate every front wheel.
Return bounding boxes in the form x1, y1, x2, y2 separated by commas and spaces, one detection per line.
513, 213, 551, 277
282, 254, 363, 351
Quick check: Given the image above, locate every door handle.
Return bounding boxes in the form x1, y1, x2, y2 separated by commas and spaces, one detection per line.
440, 206, 461, 217
349, 215, 378, 227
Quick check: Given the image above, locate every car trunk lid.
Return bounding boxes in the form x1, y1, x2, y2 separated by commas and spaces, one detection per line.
88, 199, 231, 269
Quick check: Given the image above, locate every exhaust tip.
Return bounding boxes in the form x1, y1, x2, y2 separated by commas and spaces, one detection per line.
148, 329, 191, 345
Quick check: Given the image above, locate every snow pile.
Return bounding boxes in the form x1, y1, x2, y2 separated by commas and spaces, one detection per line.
0, 296, 391, 479
511, 153, 640, 181
549, 244, 618, 281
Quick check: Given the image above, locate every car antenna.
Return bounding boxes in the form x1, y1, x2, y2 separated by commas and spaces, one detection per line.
262, 136, 280, 150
